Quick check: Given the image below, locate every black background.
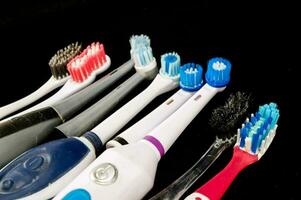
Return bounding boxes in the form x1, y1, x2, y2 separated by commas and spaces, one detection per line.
0, 1, 298, 199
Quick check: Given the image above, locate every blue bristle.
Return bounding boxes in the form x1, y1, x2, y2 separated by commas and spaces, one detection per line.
160, 52, 181, 78
251, 116, 257, 124
239, 103, 280, 153
251, 131, 260, 153
179, 63, 203, 91
255, 112, 261, 120
240, 127, 248, 148
245, 121, 252, 129
205, 57, 232, 88
133, 46, 154, 67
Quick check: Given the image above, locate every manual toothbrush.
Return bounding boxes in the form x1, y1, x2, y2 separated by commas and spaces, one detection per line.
184, 102, 279, 200
149, 91, 252, 200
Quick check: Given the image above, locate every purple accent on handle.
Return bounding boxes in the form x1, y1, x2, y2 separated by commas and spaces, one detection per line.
144, 135, 165, 157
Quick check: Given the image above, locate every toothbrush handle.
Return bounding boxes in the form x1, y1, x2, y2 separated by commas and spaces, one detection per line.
0, 76, 67, 120
148, 84, 223, 153
95, 74, 178, 143
185, 147, 258, 200
150, 140, 229, 200
55, 72, 145, 137
107, 89, 192, 147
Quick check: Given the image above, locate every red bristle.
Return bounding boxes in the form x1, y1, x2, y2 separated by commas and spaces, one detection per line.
66, 42, 107, 83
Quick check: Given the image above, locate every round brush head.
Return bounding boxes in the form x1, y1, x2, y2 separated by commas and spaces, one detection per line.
160, 52, 181, 81
49, 42, 82, 79
209, 91, 252, 141
205, 57, 232, 88
180, 63, 203, 91
67, 42, 106, 83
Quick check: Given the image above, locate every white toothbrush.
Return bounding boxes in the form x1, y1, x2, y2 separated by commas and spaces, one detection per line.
106, 63, 203, 148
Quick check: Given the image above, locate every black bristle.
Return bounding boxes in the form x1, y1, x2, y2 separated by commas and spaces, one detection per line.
209, 91, 252, 140
49, 42, 82, 79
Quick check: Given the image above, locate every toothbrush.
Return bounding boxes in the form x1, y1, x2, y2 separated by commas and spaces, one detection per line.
0, 50, 178, 200
5, 42, 110, 120
184, 102, 279, 200
106, 62, 203, 148
0, 42, 82, 120
149, 91, 252, 200
0, 34, 150, 168
54, 57, 232, 200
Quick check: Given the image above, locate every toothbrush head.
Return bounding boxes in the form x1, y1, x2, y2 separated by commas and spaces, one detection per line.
179, 63, 203, 91
49, 42, 82, 80
237, 102, 279, 159
160, 52, 181, 81
67, 42, 107, 83
209, 91, 252, 141
130, 34, 150, 50
205, 57, 232, 88
132, 45, 158, 79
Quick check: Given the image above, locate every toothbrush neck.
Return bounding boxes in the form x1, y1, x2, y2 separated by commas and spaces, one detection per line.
146, 84, 223, 155
146, 74, 179, 96
196, 146, 258, 199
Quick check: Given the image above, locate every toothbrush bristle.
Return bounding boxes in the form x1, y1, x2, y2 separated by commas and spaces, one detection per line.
67, 42, 106, 83
130, 34, 150, 50
237, 103, 279, 158
132, 46, 154, 67
209, 91, 252, 140
179, 63, 203, 91
49, 42, 82, 79
205, 57, 232, 88
160, 52, 181, 79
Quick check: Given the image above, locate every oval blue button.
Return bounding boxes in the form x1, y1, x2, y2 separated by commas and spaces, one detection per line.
25, 156, 44, 170
63, 189, 91, 200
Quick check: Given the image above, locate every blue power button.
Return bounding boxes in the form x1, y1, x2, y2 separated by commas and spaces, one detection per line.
62, 189, 91, 200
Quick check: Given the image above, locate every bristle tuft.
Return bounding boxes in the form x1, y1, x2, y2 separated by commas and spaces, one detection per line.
132, 46, 154, 67
160, 52, 181, 79
209, 91, 252, 140
179, 63, 203, 91
49, 42, 82, 79
237, 102, 279, 158
205, 57, 231, 88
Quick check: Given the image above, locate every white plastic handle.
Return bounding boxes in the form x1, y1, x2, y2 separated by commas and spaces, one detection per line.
94, 73, 178, 143
54, 141, 159, 200
106, 89, 193, 148
148, 84, 225, 153
0, 76, 68, 120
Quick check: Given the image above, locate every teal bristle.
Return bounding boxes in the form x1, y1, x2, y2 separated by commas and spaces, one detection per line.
132, 46, 154, 67
130, 35, 150, 50
205, 57, 232, 88
179, 63, 203, 91
238, 103, 280, 154
160, 52, 181, 79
